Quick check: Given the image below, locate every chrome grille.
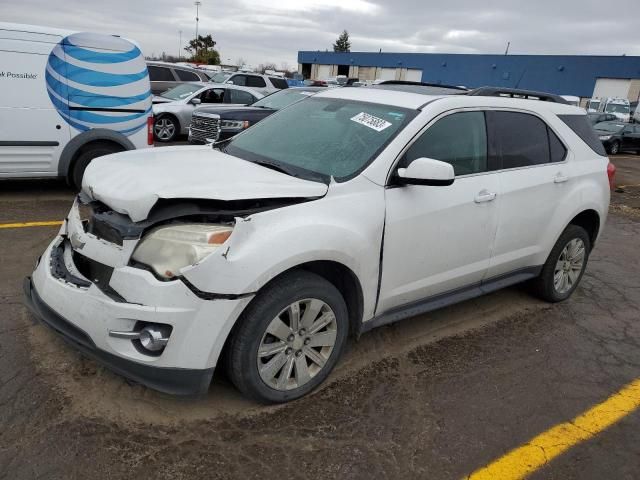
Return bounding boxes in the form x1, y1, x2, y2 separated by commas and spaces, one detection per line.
190, 113, 221, 143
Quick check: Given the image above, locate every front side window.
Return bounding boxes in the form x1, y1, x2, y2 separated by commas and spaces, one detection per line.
230, 75, 247, 86
246, 76, 267, 88
200, 88, 225, 103
401, 111, 488, 176
489, 111, 551, 168
225, 98, 415, 181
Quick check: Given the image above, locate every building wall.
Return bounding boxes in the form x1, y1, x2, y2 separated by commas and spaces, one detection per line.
298, 51, 640, 98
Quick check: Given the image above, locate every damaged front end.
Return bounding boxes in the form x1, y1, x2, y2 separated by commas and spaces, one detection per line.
77, 193, 314, 298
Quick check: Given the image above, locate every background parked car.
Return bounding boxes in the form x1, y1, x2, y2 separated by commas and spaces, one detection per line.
146, 61, 210, 95
224, 73, 289, 95
153, 82, 263, 142
594, 121, 640, 154
189, 87, 323, 144
588, 112, 617, 125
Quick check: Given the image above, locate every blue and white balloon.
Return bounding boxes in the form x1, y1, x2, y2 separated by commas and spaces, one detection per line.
45, 32, 151, 136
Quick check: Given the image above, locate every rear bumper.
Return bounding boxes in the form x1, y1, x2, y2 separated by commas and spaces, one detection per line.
23, 276, 214, 396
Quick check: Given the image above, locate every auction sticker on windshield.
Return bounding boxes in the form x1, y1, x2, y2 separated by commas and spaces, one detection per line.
351, 112, 392, 132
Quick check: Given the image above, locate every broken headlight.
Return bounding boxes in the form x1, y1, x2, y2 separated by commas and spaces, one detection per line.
131, 224, 233, 279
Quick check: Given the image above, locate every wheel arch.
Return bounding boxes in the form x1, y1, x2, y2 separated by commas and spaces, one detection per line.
58, 129, 134, 179
568, 209, 600, 249
216, 259, 365, 371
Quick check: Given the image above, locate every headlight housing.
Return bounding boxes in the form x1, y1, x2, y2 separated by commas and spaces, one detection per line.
220, 119, 249, 130
599, 135, 612, 141
131, 224, 233, 279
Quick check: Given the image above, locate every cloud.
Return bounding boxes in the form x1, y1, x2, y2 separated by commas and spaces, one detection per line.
2, 0, 639, 69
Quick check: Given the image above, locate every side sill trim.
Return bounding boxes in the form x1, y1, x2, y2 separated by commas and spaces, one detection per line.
361, 266, 542, 334
0, 140, 59, 147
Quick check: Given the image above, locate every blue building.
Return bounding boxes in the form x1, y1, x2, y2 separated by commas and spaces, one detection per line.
297, 51, 640, 100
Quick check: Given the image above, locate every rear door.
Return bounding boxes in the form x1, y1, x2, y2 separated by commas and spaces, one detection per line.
485, 110, 569, 278
0, 30, 70, 176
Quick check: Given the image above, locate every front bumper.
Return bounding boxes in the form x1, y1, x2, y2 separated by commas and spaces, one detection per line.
22, 199, 254, 395
24, 277, 213, 395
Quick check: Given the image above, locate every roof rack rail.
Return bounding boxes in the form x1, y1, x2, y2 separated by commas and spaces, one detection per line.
467, 87, 568, 104
376, 80, 468, 91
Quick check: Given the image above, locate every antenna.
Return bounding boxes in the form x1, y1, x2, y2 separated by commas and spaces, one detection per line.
504, 41, 510, 55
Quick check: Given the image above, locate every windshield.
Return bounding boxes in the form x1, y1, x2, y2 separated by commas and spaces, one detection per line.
605, 103, 630, 114
161, 83, 201, 100
211, 72, 232, 83
251, 89, 317, 110
225, 97, 416, 181
589, 101, 600, 109
594, 122, 624, 133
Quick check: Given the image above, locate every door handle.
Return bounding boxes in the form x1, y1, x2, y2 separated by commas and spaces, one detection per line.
554, 174, 569, 184
474, 190, 497, 203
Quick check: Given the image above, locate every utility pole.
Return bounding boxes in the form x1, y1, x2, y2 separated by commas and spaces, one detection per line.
194, 1, 201, 59
178, 30, 182, 60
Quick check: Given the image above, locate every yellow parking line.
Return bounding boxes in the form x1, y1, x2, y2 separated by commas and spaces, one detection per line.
0, 221, 62, 229
466, 378, 640, 480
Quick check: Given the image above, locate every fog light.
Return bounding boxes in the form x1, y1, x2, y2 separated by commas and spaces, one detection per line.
139, 325, 170, 352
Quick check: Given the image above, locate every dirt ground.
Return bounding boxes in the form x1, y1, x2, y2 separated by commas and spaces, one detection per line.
0, 155, 639, 479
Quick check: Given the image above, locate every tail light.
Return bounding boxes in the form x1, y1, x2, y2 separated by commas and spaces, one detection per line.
147, 116, 154, 146
607, 162, 616, 191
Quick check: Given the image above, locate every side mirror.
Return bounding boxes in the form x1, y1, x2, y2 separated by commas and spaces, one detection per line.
190, 98, 202, 105
396, 157, 455, 186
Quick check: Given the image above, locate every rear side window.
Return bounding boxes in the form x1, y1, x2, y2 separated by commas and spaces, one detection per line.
548, 129, 567, 162
226, 89, 256, 104
269, 77, 289, 89
558, 115, 607, 156
488, 111, 550, 168
402, 111, 488, 176
175, 69, 200, 81
246, 76, 267, 88
148, 66, 174, 81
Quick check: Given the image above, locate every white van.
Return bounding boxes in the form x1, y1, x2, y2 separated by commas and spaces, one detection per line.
0, 23, 153, 188
599, 97, 630, 123
586, 98, 601, 113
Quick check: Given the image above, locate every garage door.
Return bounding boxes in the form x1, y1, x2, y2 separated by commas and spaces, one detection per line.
405, 69, 422, 82
316, 64, 331, 80
358, 66, 376, 81
593, 79, 631, 99
377, 68, 397, 81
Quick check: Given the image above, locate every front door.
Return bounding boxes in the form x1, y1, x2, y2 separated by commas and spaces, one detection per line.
378, 111, 500, 313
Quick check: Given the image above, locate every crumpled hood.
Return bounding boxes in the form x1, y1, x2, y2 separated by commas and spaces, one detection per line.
82, 145, 328, 222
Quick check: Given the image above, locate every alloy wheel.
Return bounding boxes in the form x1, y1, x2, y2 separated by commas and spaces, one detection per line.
154, 118, 176, 141
257, 299, 338, 391
553, 238, 585, 294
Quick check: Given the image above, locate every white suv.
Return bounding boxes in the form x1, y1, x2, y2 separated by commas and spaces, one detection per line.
25, 86, 611, 403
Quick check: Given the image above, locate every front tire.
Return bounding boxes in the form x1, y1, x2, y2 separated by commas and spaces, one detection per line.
154, 115, 179, 142
226, 271, 349, 403
531, 225, 591, 302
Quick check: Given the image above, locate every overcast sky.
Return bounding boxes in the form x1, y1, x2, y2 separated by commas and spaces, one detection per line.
3, 0, 640, 69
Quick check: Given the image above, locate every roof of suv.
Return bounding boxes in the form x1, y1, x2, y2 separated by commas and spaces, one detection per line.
316, 85, 586, 115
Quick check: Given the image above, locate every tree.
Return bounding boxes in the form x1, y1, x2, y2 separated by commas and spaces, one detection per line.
333, 30, 351, 52
184, 34, 221, 65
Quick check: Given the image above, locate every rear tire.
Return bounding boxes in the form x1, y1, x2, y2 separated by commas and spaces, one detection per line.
70, 142, 123, 190
226, 270, 349, 403
531, 225, 591, 303
608, 141, 620, 155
